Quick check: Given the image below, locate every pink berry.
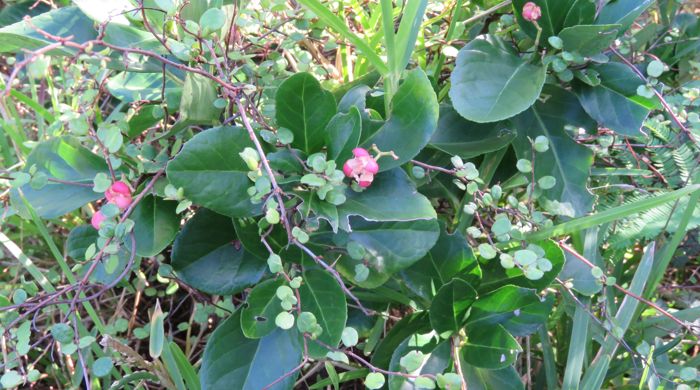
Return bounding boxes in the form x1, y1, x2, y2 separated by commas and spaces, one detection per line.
106, 181, 132, 209
109, 181, 131, 195
343, 160, 354, 178
352, 148, 370, 157
91, 210, 106, 230
364, 158, 379, 174
522, 2, 541, 22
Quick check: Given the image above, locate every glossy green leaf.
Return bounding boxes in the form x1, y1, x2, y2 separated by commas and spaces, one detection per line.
450, 37, 546, 123
480, 240, 564, 292
241, 278, 285, 339
106, 72, 180, 103
596, 0, 654, 34
334, 218, 440, 288
11, 137, 108, 218
299, 268, 347, 358
337, 168, 437, 231
461, 324, 521, 369
326, 106, 362, 163
166, 126, 261, 218
128, 195, 179, 257
171, 208, 265, 295
179, 72, 223, 124
400, 224, 481, 304
460, 363, 524, 390
502, 294, 554, 336
0, 6, 96, 54
558, 24, 621, 56
360, 69, 438, 171
574, 63, 657, 136
0, 1, 51, 28
511, 85, 595, 216
275, 73, 337, 153
429, 105, 516, 158
466, 285, 541, 329
429, 278, 477, 335
200, 311, 303, 390
512, 0, 595, 40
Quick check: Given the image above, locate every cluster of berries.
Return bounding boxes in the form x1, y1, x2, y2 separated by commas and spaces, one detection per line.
342, 148, 379, 188
91, 181, 132, 229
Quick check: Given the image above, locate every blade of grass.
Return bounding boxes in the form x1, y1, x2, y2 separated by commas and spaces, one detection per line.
519, 184, 700, 243
580, 242, 656, 389
296, 0, 388, 75
394, 0, 428, 73
538, 324, 557, 390
380, 0, 397, 112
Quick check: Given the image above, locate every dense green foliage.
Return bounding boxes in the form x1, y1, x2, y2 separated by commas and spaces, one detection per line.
0, 0, 699, 389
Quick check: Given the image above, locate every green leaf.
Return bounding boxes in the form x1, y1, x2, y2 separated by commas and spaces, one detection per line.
512, 0, 595, 41
0, 7, 96, 54
92, 357, 113, 378
480, 240, 564, 292
275, 73, 337, 153
241, 278, 285, 338
128, 195, 179, 257
460, 364, 524, 390
341, 327, 359, 347
461, 324, 521, 369
51, 323, 74, 344
466, 285, 540, 328
298, 269, 348, 358
400, 223, 481, 304
502, 294, 554, 337
0, 371, 23, 389
11, 137, 109, 218
429, 278, 477, 335
106, 71, 180, 103
200, 311, 303, 390
574, 63, 657, 136
511, 85, 595, 216
558, 24, 621, 56
171, 208, 265, 295
334, 218, 440, 288
596, 0, 654, 34
450, 37, 546, 123
365, 373, 386, 389
360, 69, 439, 171
326, 106, 362, 162
275, 311, 295, 329
429, 105, 516, 158
149, 301, 165, 358
179, 73, 223, 125
167, 126, 261, 218
200, 8, 226, 34
337, 168, 436, 231
0, 1, 51, 28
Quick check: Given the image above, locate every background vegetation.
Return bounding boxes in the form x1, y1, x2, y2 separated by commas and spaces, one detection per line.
0, 0, 699, 389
